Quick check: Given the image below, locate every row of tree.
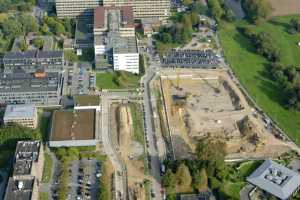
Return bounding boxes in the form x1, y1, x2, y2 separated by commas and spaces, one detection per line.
0, 0, 36, 13
269, 63, 300, 111
207, 0, 235, 22
162, 137, 230, 199
241, 27, 280, 62
243, 0, 272, 24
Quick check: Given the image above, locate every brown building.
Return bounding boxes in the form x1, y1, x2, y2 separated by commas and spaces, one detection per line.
49, 109, 97, 147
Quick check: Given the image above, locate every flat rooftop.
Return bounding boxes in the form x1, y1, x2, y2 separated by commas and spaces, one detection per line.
50, 109, 95, 141
4, 50, 63, 60
74, 95, 100, 106
108, 32, 137, 54
15, 141, 40, 161
247, 159, 300, 199
0, 72, 61, 93
4, 104, 36, 120
4, 176, 35, 200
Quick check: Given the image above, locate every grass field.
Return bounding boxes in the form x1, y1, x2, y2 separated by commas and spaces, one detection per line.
42, 152, 53, 183
219, 16, 300, 145
96, 72, 140, 89
39, 192, 49, 200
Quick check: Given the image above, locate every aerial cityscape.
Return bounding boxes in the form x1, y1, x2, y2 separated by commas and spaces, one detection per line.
0, 0, 300, 200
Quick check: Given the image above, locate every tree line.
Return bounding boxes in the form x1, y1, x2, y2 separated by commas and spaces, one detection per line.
240, 18, 300, 111
162, 137, 240, 199
0, 0, 36, 13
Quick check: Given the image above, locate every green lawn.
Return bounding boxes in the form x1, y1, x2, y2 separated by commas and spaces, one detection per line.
42, 152, 53, 183
39, 192, 49, 200
96, 72, 141, 89
129, 103, 145, 144
219, 16, 300, 145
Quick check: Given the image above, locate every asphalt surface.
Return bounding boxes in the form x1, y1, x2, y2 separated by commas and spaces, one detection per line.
101, 95, 127, 200
142, 49, 165, 199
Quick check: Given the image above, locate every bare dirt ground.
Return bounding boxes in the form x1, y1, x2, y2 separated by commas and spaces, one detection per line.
159, 69, 292, 160
268, 0, 300, 16
111, 104, 148, 200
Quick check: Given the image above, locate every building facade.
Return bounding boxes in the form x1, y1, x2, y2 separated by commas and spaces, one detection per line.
3, 50, 64, 74
103, 0, 170, 19
0, 72, 63, 106
93, 6, 139, 73
55, 0, 102, 18
4, 105, 38, 129
4, 141, 44, 200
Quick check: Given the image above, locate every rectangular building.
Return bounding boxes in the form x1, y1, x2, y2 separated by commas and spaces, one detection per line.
4, 141, 43, 200
4, 105, 38, 129
0, 72, 63, 106
103, 0, 170, 19
247, 159, 300, 200
4, 176, 38, 200
49, 109, 97, 147
93, 6, 139, 73
94, 6, 135, 37
56, 0, 102, 18
3, 50, 64, 73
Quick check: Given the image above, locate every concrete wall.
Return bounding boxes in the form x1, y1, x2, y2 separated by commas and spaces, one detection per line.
49, 139, 97, 147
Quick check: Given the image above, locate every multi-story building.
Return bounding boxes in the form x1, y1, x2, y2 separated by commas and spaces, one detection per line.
3, 50, 64, 73
3, 104, 38, 129
4, 176, 38, 200
55, 0, 102, 18
109, 34, 139, 74
94, 6, 139, 73
103, 0, 170, 19
4, 141, 44, 200
93, 6, 135, 37
0, 72, 63, 106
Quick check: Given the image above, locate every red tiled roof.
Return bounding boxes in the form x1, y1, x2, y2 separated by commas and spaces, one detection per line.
94, 6, 134, 29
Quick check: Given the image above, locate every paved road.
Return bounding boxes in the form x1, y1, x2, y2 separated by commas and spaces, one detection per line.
142, 63, 165, 200
101, 94, 127, 200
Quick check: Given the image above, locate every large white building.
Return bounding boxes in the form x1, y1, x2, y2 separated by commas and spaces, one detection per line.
112, 35, 139, 74
103, 0, 170, 19
93, 6, 139, 74
55, 0, 102, 18
4, 104, 38, 129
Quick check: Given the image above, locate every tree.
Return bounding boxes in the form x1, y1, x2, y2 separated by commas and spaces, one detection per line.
289, 18, 300, 34
196, 137, 226, 166
19, 39, 28, 51
162, 169, 176, 189
244, 0, 272, 24
0, 18, 23, 39
18, 14, 38, 34
64, 50, 78, 63
193, 168, 208, 191
32, 38, 44, 49
183, 0, 193, 7
207, 0, 224, 21
41, 23, 49, 34
175, 163, 192, 188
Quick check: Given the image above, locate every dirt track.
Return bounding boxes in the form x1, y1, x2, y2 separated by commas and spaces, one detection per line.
159, 69, 296, 160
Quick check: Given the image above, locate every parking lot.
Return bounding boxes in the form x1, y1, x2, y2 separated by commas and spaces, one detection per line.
51, 158, 102, 200
161, 49, 220, 68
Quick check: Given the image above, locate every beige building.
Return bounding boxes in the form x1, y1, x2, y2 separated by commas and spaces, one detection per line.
56, 0, 102, 18
103, 0, 170, 19
4, 104, 38, 129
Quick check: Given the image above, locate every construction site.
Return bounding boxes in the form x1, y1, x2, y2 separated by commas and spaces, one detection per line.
156, 69, 293, 160
110, 103, 148, 200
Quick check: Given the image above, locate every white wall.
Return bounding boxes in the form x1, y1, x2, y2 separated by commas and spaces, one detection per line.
95, 44, 106, 55
49, 139, 97, 147
74, 106, 101, 111
113, 53, 139, 74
